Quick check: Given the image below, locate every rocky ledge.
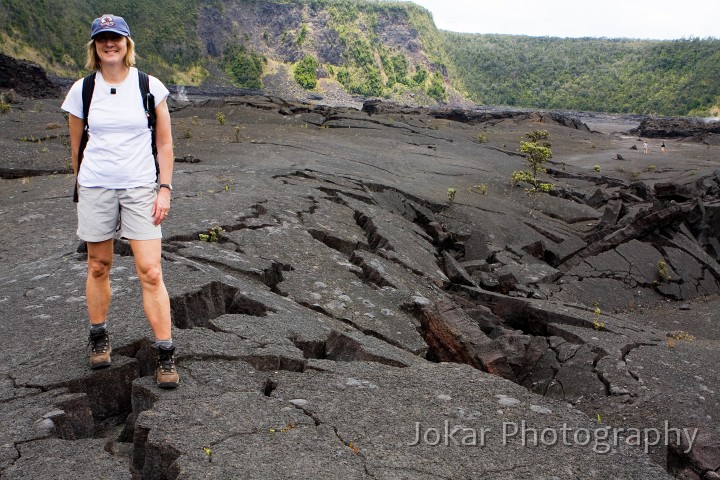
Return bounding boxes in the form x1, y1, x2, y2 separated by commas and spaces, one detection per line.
631, 116, 720, 143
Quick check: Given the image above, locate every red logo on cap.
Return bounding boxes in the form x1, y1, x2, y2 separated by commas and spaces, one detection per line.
100, 16, 115, 28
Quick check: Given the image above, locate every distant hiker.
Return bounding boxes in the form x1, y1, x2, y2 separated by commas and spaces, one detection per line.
661, 140, 666, 152
643, 141, 648, 154
61, 14, 179, 389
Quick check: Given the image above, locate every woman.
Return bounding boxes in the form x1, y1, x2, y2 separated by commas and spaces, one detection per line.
62, 14, 178, 388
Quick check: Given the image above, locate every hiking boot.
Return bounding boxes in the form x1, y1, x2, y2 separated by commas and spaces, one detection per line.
156, 345, 179, 389
88, 329, 111, 369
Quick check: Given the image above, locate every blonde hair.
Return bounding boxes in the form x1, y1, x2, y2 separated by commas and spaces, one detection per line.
85, 36, 136, 71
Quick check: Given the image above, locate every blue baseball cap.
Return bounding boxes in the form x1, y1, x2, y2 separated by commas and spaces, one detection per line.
91, 14, 131, 39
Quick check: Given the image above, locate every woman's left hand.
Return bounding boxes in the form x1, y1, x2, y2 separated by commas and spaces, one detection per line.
153, 188, 171, 225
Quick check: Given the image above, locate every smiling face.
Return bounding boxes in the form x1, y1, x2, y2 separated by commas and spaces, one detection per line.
94, 32, 128, 66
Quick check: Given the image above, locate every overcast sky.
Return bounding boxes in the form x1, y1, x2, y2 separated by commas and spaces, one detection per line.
407, 0, 719, 40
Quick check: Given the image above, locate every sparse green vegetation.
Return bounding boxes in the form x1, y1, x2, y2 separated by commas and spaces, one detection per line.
199, 226, 223, 242
537, 182, 554, 193
469, 183, 488, 195
657, 260, 672, 281
593, 164, 601, 172
476, 132, 489, 143
593, 307, 605, 331
447, 187, 456, 204
0, 101, 10, 114
216, 111, 226, 125
667, 330, 695, 348
296, 24, 309, 46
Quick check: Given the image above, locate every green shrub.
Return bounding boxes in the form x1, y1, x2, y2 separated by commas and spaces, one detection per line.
221, 45, 263, 89
412, 67, 428, 86
513, 134, 554, 194
658, 260, 671, 281
199, 226, 223, 242
336, 65, 384, 97
427, 72, 447, 102
526, 130, 550, 145
470, 183, 488, 195
511, 170, 534, 185
538, 182, 554, 193
294, 55, 320, 90
337, 66, 350, 85
520, 141, 551, 180
381, 52, 410, 87
296, 24, 309, 45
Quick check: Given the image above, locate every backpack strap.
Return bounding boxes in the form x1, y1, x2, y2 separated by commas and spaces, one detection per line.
81, 72, 96, 128
138, 71, 159, 179
73, 72, 96, 203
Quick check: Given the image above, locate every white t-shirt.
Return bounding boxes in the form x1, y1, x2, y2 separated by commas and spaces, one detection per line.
62, 67, 170, 188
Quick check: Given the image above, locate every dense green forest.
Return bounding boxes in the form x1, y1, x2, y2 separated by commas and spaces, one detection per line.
444, 33, 720, 116
1, 0, 718, 116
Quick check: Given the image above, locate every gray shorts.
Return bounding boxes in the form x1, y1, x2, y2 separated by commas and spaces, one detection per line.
77, 184, 161, 242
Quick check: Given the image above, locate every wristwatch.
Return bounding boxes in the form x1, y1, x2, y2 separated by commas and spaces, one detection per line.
159, 183, 173, 191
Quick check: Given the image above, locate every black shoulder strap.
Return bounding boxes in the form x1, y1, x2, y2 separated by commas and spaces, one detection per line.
74, 72, 96, 203
138, 71, 151, 126
138, 70, 159, 178
81, 72, 96, 128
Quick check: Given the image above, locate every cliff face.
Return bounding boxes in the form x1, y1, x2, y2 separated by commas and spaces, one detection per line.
0, 53, 59, 98
195, 0, 450, 101
198, 1, 432, 62
0, 0, 452, 102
